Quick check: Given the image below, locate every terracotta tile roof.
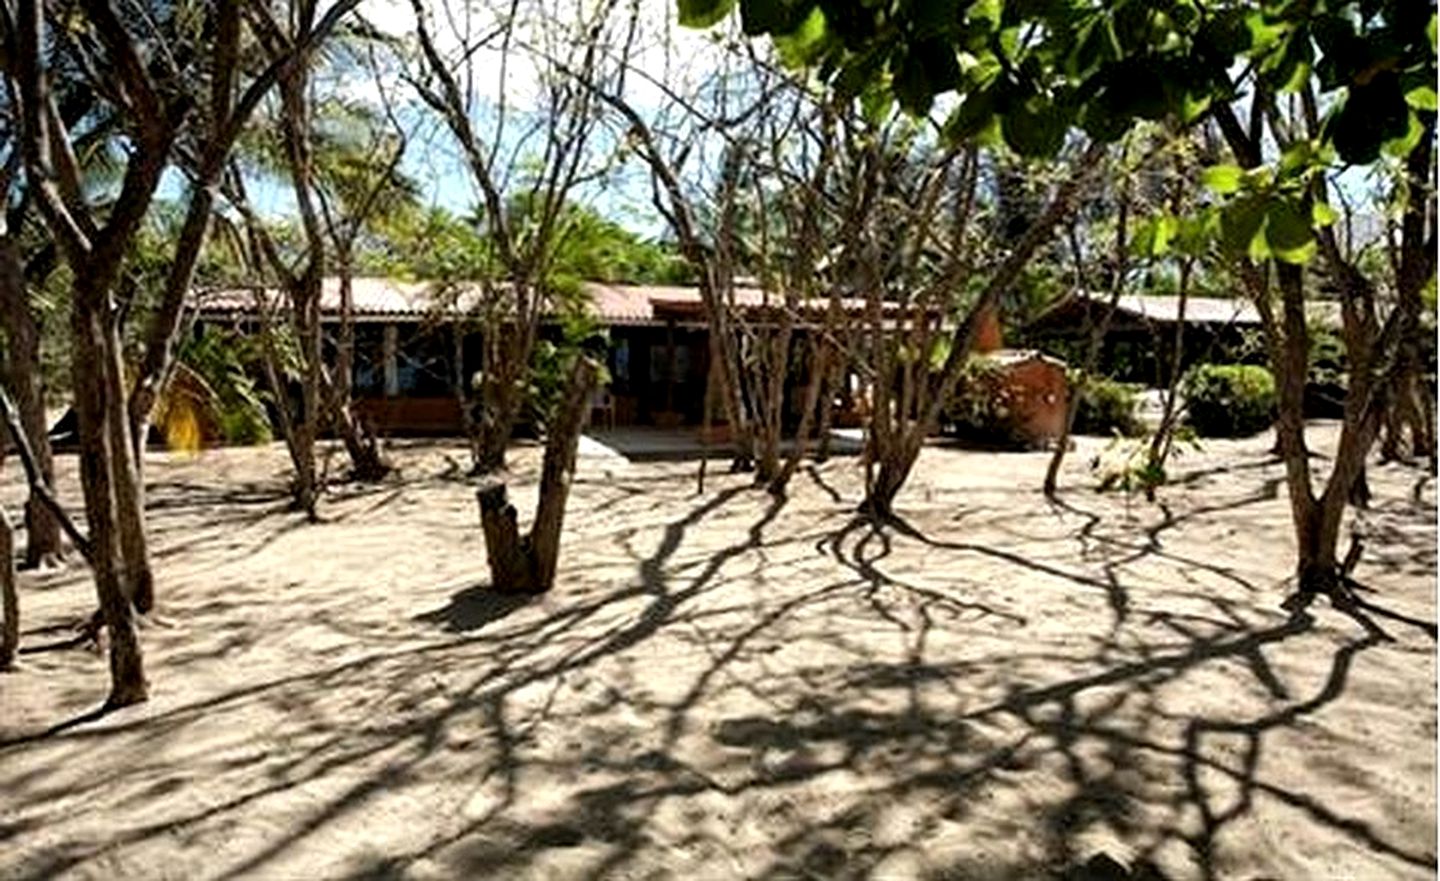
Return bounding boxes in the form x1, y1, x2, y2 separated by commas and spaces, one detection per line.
194, 279, 924, 326
193, 278, 488, 319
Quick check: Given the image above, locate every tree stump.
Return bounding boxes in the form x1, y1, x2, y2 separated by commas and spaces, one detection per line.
476, 356, 598, 595
477, 482, 536, 592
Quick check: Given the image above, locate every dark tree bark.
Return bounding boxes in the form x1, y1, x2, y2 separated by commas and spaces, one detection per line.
477, 356, 597, 594
0, 383, 94, 562
0, 235, 62, 566
1216, 92, 1434, 597
814, 352, 842, 463
72, 298, 148, 707
0, 504, 17, 671
770, 330, 834, 495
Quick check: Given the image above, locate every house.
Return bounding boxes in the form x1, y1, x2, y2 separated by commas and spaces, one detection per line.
192, 278, 926, 437
1024, 291, 1342, 385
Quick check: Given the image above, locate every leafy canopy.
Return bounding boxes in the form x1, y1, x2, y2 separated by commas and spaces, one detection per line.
688, 0, 1436, 167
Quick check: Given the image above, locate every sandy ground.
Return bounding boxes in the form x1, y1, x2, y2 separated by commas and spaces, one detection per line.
0, 424, 1434, 881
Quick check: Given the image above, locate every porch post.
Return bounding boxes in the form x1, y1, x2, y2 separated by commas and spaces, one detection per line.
665, 319, 677, 413
383, 323, 399, 397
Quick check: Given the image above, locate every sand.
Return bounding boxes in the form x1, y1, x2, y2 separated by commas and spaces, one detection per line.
0, 424, 1434, 880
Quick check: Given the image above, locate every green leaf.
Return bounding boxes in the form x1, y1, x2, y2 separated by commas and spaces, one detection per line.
677, 0, 735, 28
1000, 95, 1069, 159
1175, 211, 1219, 258
1151, 213, 1178, 256
944, 86, 997, 142
1405, 86, 1438, 112
1429, 13, 1437, 53
1202, 164, 1245, 195
894, 39, 961, 115
968, 0, 1002, 30
1311, 200, 1338, 227
1383, 111, 1425, 159
1264, 198, 1316, 264
773, 6, 827, 65
740, 0, 815, 36
1220, 194, 1266, 258
1245, 12, 1286, 54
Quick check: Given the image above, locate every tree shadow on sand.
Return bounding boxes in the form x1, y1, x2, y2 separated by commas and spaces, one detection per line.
1, 459, 1435, 881
412, 585, 536, 633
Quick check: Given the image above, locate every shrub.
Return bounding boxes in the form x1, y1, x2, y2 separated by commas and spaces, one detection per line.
1072, 375, 1144, 437
173, 327, 273, 447
942, 359, 1029, 448
1184, 364, 1276, 437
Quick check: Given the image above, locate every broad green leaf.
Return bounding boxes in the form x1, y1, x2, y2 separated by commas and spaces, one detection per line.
677, 0, 735, 28
773, 6, 827, 65
1383, 111, 1425, 159
1245, 12, 1286, 54
944, 86, 997, 142
1405, 86, 1438, 112
1311, 200, 1338, 227
1429, 13, 1437, 53
1151, 214, 1178, 256
1265, 198, 1316, 265
1175, 211, 1219, 258
1220, 194, 1266, 258
968, 0, 1002, 30
1000, 96, 1069, 158
1202, 164, 1245, 195
740, 0, 802, 36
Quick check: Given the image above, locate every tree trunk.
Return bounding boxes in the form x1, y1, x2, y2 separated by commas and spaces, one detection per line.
862, 435, 922, 520
0, 237, 62, 567
473, 321, 534, 475
476, 356, 597, 593
861, 142, 1107, 514
101, 315, 154, 613
72, 297, 148, 708
476, 370, 523, 474
0, 383, 94, 562
291, 271, 323, 520
770, 336, 829, 495
815, 354, 841, 463
329, 255, 389, 481
0, 504, 17, 671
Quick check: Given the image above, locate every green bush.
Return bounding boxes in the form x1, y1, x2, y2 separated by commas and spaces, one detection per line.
1072, 376, 1144, 437
175, 327, 273, 446
942, 359, 1029, 448
1184, 364, 1276, 437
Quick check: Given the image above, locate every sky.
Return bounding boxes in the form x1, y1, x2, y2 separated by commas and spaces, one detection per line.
258, 0, 746, 240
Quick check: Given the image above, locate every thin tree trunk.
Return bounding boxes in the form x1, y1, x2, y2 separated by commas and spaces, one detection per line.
0, 504, 16, 671
101, 313, 154, 613
294, 277, 322, 519
0, 236, 62, 567
72, 297, 147, 708
328, 261, 389, 480
1044, 192, 1133, 498
452, 325, 485, 469
0, 378, 94, 563
864, 142, 1107, 515
0, 240, 61, 564
770, 334, 830, 495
